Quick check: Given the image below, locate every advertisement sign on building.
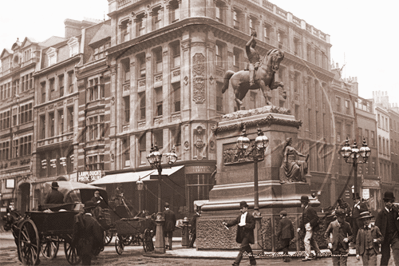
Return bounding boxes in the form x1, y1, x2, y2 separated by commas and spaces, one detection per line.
78, 171, 102, 183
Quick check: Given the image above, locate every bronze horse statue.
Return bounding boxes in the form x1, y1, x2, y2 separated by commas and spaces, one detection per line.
222, 49, 286, 110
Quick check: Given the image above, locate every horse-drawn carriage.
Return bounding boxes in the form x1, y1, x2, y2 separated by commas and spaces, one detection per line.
3, 181, 108, 265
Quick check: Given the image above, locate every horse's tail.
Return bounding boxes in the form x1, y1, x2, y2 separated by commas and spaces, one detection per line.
222, 70, 235, 94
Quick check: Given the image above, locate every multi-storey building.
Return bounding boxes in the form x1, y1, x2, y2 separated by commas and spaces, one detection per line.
389, 105, 399, 196
31, 19, 97, 210
373, 92, 391, 194
103, 0, 338, 217
355, 96, 379, 213
0, 37, 53, 213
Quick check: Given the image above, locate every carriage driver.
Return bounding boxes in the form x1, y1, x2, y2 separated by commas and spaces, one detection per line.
246, 30, 261, 87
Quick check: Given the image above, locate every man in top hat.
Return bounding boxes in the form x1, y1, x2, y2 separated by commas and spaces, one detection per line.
44, 181, 64, 204
223, 201, 256, 266
324, 209, 353, 266
277, 210, 294, 262
163, 202, 176, 250
298, 195, 321, 261
356, 211, 383, 266
72, 201, 104, 265
375, 191, 399, 266
352, 192, 368, 244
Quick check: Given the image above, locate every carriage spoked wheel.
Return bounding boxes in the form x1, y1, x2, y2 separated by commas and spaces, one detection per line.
18, 218, 40, 265
115, 235, 125, 255
142, 229, 154, 253
64, 240, 81, 265
41, 235, 59, 260
103, 230, 113, 246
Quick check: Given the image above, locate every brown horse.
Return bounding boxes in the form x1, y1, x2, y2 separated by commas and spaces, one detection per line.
222, 49, 286, 110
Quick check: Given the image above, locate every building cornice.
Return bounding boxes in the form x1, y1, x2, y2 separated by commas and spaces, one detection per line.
33, 54, 82, 77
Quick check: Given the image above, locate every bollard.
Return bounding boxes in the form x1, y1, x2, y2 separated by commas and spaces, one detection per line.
181, 217, 190, 248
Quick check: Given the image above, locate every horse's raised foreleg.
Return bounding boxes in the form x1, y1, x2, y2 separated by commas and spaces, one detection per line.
258, 80, 272, 105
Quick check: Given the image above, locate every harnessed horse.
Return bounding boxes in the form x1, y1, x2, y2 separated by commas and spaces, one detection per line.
222, 49, 286, 110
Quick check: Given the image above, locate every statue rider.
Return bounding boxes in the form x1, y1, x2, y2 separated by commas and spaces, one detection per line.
246, 30, 261, 87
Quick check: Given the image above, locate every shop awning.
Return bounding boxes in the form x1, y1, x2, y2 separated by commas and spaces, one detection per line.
91, 169, 155, 185
150, 165, 184, 178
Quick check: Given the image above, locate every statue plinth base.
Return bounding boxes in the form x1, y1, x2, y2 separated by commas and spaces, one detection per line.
196, 109, 319, 251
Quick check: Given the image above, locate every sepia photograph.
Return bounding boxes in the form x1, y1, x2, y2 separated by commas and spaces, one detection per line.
0, 0, 398, 265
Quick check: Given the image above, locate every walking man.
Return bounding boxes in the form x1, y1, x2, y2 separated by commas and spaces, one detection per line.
356, 211, 383, 266
44, 181, 64, 204
352, 193, 368, 244
222, 201, 256, 266
324, 209, 353, 266
298, 195, 321, 261
277, 210, 294, 262
189, 206, 201, 248
163, 202, 176, 250
375, 191, 399, 266
72, 201, 104, 265
246, 30, 261, 87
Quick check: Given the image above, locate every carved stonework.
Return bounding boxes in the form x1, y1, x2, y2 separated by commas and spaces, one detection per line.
181, 41, 190, 51
193, 125, 206, 160
138, 121, 145, 129
173, 70, 180, 77
172, 114, 181, 123
192, 53, 206, 104
303, 76, 308, 85
183, 76, 189, 85
154, 117, 163, 126
279, 138, 309, 183
155, 75, 162, 83
110, 65, 117, 75
289, 71, 295, 81
209, 75, 214, 85
138, 79, 146, 87
184, 141, 190, 151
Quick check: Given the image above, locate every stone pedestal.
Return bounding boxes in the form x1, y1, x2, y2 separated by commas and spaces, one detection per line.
197, 107, 319, 251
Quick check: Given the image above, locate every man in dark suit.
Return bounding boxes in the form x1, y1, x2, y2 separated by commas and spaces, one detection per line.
44, 181, 64, 204
223, 201, 256, 266
297, 195, 321, 261
324, 209, 353, 266
277, 210, 294, 262
189, 206, 201, 248
72, 201, 104, 265
352, 193, 368, 244
163, 202, 176, 250
375, 191, 399, 266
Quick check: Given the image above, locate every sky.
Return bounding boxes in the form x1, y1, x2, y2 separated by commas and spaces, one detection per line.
1, 0, 398, 103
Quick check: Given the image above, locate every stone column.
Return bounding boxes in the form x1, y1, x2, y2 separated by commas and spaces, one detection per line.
109, 64, 117, 170
180, 36, 191, 121
162, 47, 170, 121
145, 52, 153, 128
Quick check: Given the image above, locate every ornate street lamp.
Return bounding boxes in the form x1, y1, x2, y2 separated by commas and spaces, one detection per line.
340, 138, 371, 197
146, 144, 177, 254
236, 125, 268, 250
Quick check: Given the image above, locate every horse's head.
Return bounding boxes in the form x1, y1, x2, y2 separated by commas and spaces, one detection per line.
2, 209, 22, 231
266, 49, 284, 72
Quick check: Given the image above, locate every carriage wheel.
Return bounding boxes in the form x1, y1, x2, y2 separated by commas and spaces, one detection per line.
115, 235, 124, 255
142, 229, 154, 253
64, 241, 81, 265
18, 219, 40, 266
41, 235, 59, 259
103, 230, 113, 246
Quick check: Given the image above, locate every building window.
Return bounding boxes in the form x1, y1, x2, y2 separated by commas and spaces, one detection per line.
68, 71, 74, 94
139, 134, 146, 165
154, 48, 162, 73
216, 82, 223, 113
136, 14, 145, 36
47, 47, 57, 66
155, 87, 163, 116
365, 129, 369, 145
0, 141, 10, 160
215, 1, 225, 22
41, 81, 46, 103
138, 54, 146, 78
294, 72, 300, 93
120, 19, 130, 42
13, 139, 18, 158
67, 37, 79, 57
19, 135, 31, 157
87, 115, 105, 141
19, 103, 32, 124
59, 75, 64, 97
345, 100, 350, 114
233, 10, 241, 30
139, 92, 146, 120
93, 42, 110, 60
172, 83, 180, 113
40, 115, 46, 139
294, 38, 300, 56
171, 41, 180, 68
154, 130, 163, 150
123, 96, 130, 124
187, 174, 213, 213
87, 77, 104, 102
12, 107, 18, 127
58, 109, 64, 135
152, 7, 161, 30
337, 122, 341, 142
169, 0, 180, 22
122, 138, 130, 167
216, 43, 223, 67
49, 78, 55, 100
233, 48, 241, 69
263, 25, 269, 41
336, 96, 341, 112
307, 44, 311, 62
24, 49, 31, 62
67, 107, 74, 132
86, 154, 104, 171
121, 58, 130, 82
49, 112, 55, 137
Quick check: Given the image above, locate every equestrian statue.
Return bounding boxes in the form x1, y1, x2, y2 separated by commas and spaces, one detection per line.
222, 31, 286, 110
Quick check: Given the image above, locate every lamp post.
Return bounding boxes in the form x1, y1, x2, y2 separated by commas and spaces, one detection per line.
147, 144, 177, 254
136, 180, 144, 214
237, 125, 269, 250
340, 138, 371, 197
